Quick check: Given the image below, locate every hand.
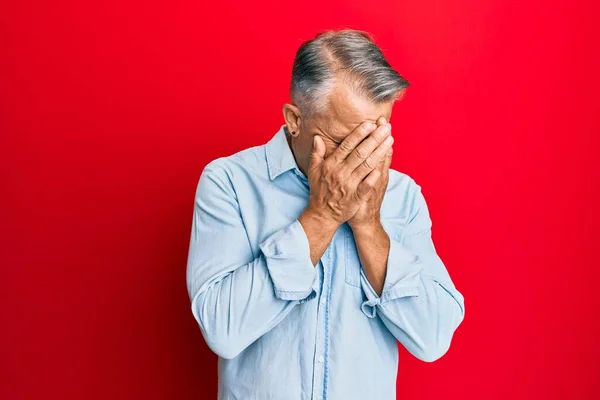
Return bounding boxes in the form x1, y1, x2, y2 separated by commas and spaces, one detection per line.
348, 117, 393, 231
301, 120, 394, 229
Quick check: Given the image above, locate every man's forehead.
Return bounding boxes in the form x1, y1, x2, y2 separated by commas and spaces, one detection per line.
314, 81, 393, 139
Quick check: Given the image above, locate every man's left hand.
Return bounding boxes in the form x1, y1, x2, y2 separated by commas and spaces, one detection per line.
347, 117, 393, 232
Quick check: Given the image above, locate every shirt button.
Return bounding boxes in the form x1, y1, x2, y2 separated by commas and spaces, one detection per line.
318, 355, 324, 363
320, 297, 326, 305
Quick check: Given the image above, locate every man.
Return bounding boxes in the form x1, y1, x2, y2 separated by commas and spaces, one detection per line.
186, 29, 465, 400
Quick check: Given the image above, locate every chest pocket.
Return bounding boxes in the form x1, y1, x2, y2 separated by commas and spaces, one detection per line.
344, 221, 404, 288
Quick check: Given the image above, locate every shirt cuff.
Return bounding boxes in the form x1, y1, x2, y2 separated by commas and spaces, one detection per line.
360, 236, 422, 318
259, 219, 317, 302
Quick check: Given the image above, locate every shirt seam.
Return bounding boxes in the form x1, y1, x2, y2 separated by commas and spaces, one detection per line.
274, 289, 314, 293
323, 246, 332, 400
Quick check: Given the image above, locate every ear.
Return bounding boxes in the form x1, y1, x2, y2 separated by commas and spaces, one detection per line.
282, 103, 302, 136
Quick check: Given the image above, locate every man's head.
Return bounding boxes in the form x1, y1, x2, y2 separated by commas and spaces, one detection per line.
282, 29, 409, 175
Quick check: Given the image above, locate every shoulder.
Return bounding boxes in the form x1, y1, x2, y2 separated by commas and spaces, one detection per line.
384, 168, 428, 223
199, 142, 269, 186
388, 168, 423, 201
388, 168, 420, 192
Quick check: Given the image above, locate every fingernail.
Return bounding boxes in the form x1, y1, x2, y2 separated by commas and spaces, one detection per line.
365, 122, 376, 131
384, 136, 393, 144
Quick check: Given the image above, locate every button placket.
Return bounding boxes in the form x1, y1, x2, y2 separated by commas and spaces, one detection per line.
312, 245, 331, 400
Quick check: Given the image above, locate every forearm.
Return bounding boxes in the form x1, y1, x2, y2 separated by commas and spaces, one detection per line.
361, 271, 465, 362
351, 221, 390, 296
348, 179, 465, 362
355, 225, 465, 362
298, 207, 340, 266
191, 254, 312, 360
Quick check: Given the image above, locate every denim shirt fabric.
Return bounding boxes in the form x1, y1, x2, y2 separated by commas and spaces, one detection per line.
186, 125, 465, 400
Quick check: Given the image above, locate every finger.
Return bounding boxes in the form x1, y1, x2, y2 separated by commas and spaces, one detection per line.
381, 146, 392, 161
356, 168, 381, 200
349, 132, 393, 184
344, 123, 391, 171
309, 135, 326, 170
376, 116, 387, 126
376, 148, 391, 170
383, 147, 393, 172
377, 149, 393, 191
377, 122, 392, 165
330, 121, 377, 163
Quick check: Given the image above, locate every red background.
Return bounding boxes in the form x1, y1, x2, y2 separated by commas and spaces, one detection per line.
2, 0, 599, 399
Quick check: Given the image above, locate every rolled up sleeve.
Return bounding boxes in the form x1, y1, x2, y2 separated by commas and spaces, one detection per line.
358, 181, 465, 362
186, 161, 316, 359
259, 219, 318, 302
359, 235, 422, 317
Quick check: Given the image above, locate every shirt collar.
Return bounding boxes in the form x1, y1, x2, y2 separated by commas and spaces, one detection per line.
265, 125, 304, 181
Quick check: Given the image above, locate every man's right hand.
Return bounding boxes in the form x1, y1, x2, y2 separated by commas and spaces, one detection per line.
302, 121, 394, 229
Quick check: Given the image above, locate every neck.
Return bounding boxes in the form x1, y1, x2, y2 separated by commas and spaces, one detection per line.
285, 130, 308, 177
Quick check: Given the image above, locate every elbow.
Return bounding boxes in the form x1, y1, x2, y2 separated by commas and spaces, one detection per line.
193, 313, 245, 360
190, 292, 245, 360
412, 338, 452, 363
203, 336, 244, 360
416, 288, 465, 362
411, 306, 464, 363
414, 311, 464, 363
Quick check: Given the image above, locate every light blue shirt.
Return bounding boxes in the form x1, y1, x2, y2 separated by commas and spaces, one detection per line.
186, 125, 465, 400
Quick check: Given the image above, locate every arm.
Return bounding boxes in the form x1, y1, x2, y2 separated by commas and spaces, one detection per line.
299, 205, 339, 265
186, 161, 329, 359
352, 182, 465, 362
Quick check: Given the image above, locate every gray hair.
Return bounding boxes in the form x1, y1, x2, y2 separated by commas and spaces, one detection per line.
290, 29, 410, 120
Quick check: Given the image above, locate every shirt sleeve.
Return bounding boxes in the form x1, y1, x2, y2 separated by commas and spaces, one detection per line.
359, 181, 465, 362
186, 161, 317, 360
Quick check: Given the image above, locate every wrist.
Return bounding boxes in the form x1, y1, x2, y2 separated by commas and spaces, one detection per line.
349, 219, 383, 237
300, 206, 341, 233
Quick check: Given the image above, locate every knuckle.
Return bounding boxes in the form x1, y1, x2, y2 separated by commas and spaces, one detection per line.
354, 147, 368, 159
339, 140, 353, 153
364, 157, 376, 170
